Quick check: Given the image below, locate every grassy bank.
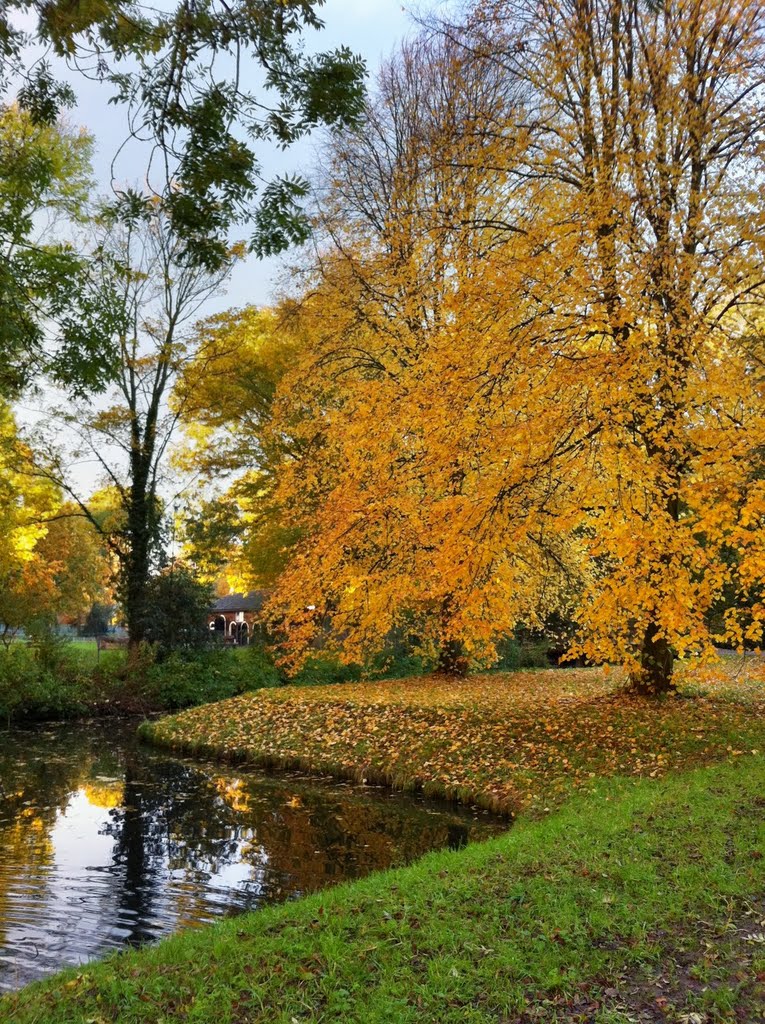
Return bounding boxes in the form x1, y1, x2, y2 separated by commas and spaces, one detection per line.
3, 756, 764, 1023
140, 663, 765, 814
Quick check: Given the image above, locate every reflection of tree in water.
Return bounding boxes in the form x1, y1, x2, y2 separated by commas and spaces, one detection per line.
102, 749, 489, 923
0, 727, 95, 819
0, 814, 56, 967
0, 720, 504, 987
238, 785, 474, 900
0, 725, 116, 968
102, 756, 252, 943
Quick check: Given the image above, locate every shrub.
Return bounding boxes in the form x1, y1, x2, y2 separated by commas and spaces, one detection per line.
145, 645, 281, 710
0, 644, 38, 723
290, 653, 363, 687
238, 644, 282, 689
0, 639, 91, 723
495, 628, 552, 671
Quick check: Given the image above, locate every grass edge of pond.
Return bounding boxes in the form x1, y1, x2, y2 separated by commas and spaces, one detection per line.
137, 717, 517, 817
3, 756, 765, 1023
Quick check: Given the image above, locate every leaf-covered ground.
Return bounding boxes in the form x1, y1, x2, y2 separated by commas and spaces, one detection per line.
141, 662, 765, 815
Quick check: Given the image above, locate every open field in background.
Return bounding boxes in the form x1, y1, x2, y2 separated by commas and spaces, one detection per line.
142, 662, 765, 816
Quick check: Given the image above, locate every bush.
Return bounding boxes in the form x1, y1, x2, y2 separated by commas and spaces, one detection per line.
0, 632, 288, 723
289, 653, 363, 687
366, 626, 433, 679
495, 628, 552, 671
367, 649, 431, 680
0, 639, 92, 723
145, 645, 281, 710
241, 644, 282, 688
0, 644, 38, 723
26, 619, 81, 676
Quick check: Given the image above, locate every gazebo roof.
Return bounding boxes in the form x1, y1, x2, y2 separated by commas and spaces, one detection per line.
210, 590, 267, 614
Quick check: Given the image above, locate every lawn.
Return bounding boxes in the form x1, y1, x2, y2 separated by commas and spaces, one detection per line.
3, 756, 764, 1023
140, 662, 765, 815
4, 661, 765, 1024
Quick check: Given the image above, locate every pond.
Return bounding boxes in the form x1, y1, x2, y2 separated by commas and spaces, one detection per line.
0, 719, 506, 992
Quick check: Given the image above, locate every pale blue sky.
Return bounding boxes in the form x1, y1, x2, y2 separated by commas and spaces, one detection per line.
67, 0, 419, 311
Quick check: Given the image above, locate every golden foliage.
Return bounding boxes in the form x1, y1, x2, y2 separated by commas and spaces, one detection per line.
174, 304, 308, 587
250, 3, 765, 684
0, 404, 111, 633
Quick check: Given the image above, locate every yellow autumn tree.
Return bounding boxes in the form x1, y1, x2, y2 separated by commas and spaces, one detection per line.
262, 3, 765, 693
33, 507, 113, 626
172, 304, 308, 587
456, 0, 765, 690
0, 403, 57, 641
0, 404, 110, 638
259, 31, 590, 672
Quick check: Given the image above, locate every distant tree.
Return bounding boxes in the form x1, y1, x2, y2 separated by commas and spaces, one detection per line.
26, 199, 268, 656
173, 304, 307, 588
82, 602, 114, 637
0, 407, 112, 642
34, 506, 112, 625
0, 402, 59, 644
33, 203, 233, 653
141, 564, 214, 655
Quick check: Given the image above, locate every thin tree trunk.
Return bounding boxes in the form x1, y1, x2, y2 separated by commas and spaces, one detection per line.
125, 524, 151, 652
124, 449, 155, 655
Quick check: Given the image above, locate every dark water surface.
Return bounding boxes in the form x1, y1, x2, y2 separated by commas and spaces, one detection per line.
0, 719, 505, 991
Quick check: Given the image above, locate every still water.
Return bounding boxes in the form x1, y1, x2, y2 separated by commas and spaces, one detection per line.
0, 719, 505, 991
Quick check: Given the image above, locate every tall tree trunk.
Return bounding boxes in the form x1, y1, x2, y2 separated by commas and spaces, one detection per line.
125, 541, 150, 654
124, 463, 154, 656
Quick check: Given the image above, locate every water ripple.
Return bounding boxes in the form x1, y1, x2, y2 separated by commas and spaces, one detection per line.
0, 719, 504, 991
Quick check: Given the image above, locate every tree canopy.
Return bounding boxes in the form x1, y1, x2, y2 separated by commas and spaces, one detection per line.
174, 304, 307, 587
1, 0, 367, 269
217, 1, 765, 690
0, 104, 120, 398
0, 404, 110, 640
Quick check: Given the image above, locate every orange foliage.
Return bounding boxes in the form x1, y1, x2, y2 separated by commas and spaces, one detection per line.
253, 3, 765, 687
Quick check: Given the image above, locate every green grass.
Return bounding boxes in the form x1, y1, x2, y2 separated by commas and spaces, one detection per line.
3, 756, 764, 1023
5, 665, 765, 1021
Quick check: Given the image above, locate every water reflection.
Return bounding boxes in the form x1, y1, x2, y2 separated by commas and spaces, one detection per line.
0, 720, 505, 991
